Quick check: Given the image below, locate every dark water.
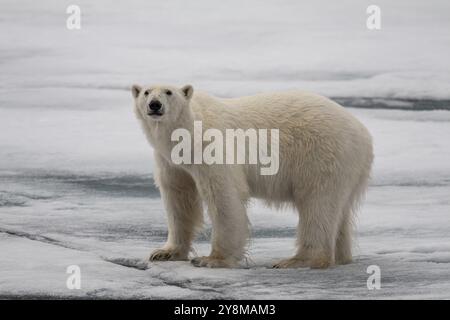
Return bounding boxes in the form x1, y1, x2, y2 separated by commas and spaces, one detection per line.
0, 171, 160, 203
334, 97, 450, 111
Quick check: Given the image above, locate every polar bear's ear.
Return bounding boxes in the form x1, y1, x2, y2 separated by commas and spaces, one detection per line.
131, 84, 142, 99
181, 85, 194, 100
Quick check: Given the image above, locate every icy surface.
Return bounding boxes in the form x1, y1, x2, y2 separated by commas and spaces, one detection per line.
1, 107, 450, 299
1, 0, 450, 299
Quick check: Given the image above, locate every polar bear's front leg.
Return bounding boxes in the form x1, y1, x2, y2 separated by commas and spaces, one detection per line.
150, 158, 203, 262
191, 168, 250, 268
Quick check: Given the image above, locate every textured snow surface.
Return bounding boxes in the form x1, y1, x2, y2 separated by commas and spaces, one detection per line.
1, 0, 450, 299
1, 0, 450, 100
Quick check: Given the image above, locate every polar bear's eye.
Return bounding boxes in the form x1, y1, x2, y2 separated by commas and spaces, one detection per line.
144, 91, 150, 96
165, 90, 172, 96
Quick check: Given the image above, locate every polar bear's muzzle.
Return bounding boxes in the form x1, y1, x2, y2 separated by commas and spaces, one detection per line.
147, 100, 164, 117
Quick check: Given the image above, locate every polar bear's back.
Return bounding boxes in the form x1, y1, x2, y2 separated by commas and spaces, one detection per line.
192, 90, 370, 144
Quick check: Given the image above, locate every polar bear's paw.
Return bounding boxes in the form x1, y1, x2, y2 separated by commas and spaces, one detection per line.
149, 248, 188, 261
190, 256, 234, 268
309, 256, 333, 269
272, 257, 309, 269
273, 255, 333, 269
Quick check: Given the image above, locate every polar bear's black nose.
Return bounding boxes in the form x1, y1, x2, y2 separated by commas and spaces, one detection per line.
149, 100, 162, 111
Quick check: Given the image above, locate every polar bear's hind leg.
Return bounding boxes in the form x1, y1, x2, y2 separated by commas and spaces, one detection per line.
273, 188, 345, 269
335, 169, 371, 265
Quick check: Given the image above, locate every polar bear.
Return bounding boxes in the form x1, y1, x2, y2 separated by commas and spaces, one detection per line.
131, 84, 373, 269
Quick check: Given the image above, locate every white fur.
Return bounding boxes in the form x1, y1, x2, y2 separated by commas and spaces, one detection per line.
131, 84, 373, 269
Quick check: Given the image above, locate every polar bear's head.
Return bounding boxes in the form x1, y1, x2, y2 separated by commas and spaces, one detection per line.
131, 84, 194, 122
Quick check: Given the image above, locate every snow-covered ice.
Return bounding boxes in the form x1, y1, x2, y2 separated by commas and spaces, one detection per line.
1, 107, 450, 299
1, 0, 450, 299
